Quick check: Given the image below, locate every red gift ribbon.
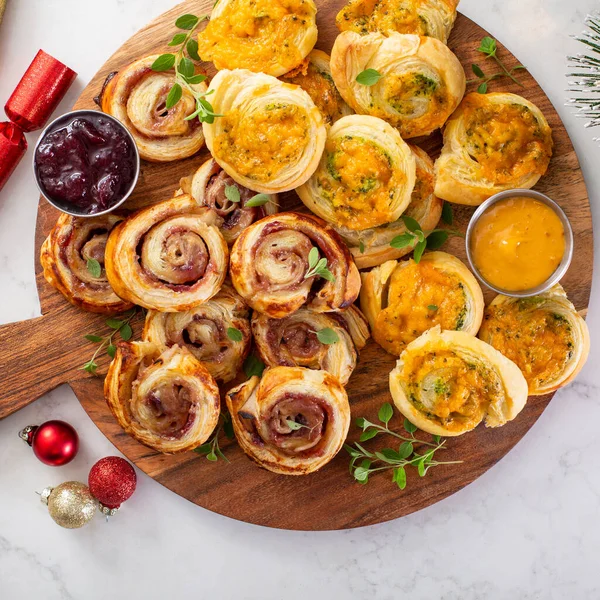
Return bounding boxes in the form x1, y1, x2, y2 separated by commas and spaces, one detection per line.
0, 122, 27, 192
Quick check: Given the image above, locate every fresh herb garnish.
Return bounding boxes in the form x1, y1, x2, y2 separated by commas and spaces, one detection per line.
224, 184, 241, 203
285, 419, 311, 431
244, 193, 271, 208
86, 258, 102, 278
193, 411, 234, 462
243, 353, 265, 378
315, 328, 339, 345
356, 68, 383, 86
359, 240, 366, 254
468, 37, 527, 93
441, 202, 453, 225
305, 247, 335, 282
428, 305, 439, 311
226, 327, 243, 342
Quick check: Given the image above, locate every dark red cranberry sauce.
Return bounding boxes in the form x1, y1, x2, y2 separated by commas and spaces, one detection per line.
35, 113, 137, 215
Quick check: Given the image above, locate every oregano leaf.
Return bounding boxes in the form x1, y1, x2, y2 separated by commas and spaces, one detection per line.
356, 68, 382, 86
151, 53, 176, 72
86, 258, 102, 278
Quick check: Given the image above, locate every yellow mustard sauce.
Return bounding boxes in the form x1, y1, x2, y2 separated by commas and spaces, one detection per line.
470, 197, 565, 292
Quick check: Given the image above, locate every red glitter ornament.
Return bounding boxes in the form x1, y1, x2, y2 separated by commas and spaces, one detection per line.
5, 50, 77, 132
0, 122, 27, 192
88, 457, 137, 514
19, 420, 79, 466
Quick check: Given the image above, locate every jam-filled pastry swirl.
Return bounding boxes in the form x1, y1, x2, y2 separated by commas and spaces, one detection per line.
40, 213, 134, 314
104, 342, 221, 453
229, 212, 361, 318
97, 55, 207, 162
178, 158, 278, 245
252, 305, 370, 385
104, 195, 228, 312
143, 284, 252, 384
226, 367, 351, 475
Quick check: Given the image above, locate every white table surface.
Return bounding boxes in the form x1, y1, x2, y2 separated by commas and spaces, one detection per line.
1, 1, 599, 598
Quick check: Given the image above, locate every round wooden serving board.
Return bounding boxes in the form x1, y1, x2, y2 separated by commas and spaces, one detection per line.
0, 0, 593, 530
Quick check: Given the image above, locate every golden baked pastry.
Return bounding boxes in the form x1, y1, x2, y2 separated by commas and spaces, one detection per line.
336, 0, 459, 44
434, 92, 554, 206
203, 69, 326, 194
335, 145, 443, 269
389, 326, 528, 436
230, 212, 361, 318
361, 251, 484, 356
105, 342, 221, 453
98, 55, 207, 162
251, 305, 370, 385
226, 366, 351, 475
40, 213, 134, 314
105, 195, 228, 312
478, 285, 590, 396
297, 114, 416, 231
281, 50, 353, 124
331, 31, 465, 138
197, 0, 318, 77
143, 284, 251, 384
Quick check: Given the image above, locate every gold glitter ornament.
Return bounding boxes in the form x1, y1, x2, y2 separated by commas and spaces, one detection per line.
40, 481, 97, 529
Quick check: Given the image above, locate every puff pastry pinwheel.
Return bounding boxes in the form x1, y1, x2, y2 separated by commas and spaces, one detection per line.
98, 55, 207, 162
434, 93, 554, 205
478, 285, 590, 396
226, 366, 351, 475
230, 212, 361, 318
40, 213, 134, 314
203, 69, 327, 194
143, 284, 251, 384
281, 50, 353, 125
389, 326, 528, 437
197, 0, 318, 77
361, 251, 484, 356
335, 145, 443, 269
331, 32, 466, 139
105, 342, 221, 453
104, 195, 228, 312
336, 0, 459, 44
252, 305, 370, 385
178, 158, 278, 245
297, 115, 416, 231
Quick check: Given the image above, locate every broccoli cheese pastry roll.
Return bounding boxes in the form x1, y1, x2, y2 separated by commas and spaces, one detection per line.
434, 93, 553, 206
203, 69, 327, 194
478, 285, 590, 396
389, 326, 528, 437
226, 367, 351, 475
336, 0, 459, 44
197, 0, 318, 77
361, 251, 484, 356
331, 31, 465, 138
297, 115, 416, 232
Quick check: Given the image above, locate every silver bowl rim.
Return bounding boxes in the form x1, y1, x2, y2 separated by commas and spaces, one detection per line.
465, 188, 574, 298
32, 109, 140, 218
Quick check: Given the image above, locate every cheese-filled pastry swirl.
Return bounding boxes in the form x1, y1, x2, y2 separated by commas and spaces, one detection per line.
226, 367, 351, 475
178, 158, 278, 244
297, 115, 416, 231
203, 69, 327, 194
105, 342, 221, 453
434, 93, 553, 205
230, 212, 361, 318
105, 195, 228, 312
197, 0, 318, 77
97, 55, 207, 162
478, 285, 590, 396
331, 32, 466, 138
336, 0, 459, 44
390, 326, 528, 437
143, 284, 251, 384
335, 145, 443, 269
361, 251, 484, 356
252, 305, 370, 385
40, 213, 134, 314
281, 50, 353, 125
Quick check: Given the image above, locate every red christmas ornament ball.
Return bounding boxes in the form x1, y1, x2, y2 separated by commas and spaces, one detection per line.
31, 420, 79, 466
88, 457, 136, 510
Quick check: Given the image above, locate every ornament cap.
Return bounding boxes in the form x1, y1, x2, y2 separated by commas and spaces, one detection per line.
40, 486, 53, 505
19, 425, 38, 446
98, 503, 120, 517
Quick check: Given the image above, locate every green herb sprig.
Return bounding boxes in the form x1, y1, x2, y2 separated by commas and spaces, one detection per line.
469, 37, 527, 93
345, 403, 461, 489
223, 185, 271, 208
356, 68, 382, 86
244, 353, 266, 378
194, 411, 234, 462
315, 328, 339, 345
305, 247, 335, 282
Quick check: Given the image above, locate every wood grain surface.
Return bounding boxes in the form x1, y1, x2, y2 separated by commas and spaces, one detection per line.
0, 0, 593, 530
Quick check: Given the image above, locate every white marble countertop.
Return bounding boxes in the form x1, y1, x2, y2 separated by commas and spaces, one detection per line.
0, 1, 598, 598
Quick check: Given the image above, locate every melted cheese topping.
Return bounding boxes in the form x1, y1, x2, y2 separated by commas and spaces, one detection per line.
198, 0, 314, 73
463, 96, 553, 184
213, 103, 309, 182
480, 301, 574, 391
374, 261, 467, 355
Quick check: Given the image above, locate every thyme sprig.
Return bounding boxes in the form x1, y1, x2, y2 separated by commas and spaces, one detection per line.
469, 37, 527, 93
194, 412, 234, 462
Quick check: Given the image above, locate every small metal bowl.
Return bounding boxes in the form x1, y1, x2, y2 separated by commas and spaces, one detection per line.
33, 109, 140, 217
465, 189, 574, 298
